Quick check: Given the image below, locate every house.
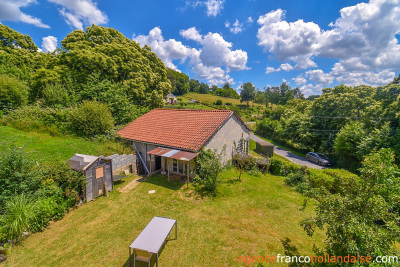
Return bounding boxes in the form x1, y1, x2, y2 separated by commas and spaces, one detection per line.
68, 154, 113, 202
117, 109, 250, 181
166, 93, 177, 104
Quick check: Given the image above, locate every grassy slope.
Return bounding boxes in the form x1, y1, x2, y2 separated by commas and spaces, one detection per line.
182, 93, 261, 107
0, 126, 131, 163
0, 127, 323, 266
4, 171, 323, 267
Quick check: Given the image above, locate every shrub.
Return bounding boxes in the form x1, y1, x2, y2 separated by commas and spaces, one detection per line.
69, 100, 114, 136
42, 83, 70, 108
285, 171, 306, 186
0, 194, 36, 242
0, 75, 29, 111
268, 157, 284, 175
215, 99, 223, 105
194, 148, 225, 193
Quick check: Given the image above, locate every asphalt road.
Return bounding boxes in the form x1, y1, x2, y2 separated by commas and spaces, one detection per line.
250, 133, 325, 169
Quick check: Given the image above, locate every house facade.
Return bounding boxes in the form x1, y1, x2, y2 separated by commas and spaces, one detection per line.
165, 93, 177, 104
118, 109, 250, 181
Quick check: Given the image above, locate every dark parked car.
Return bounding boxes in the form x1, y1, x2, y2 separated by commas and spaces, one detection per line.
306, 152, 332, 166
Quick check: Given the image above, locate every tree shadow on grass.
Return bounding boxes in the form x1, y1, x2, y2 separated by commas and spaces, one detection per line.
281, 238, 307, 267
144, 175, 185, 191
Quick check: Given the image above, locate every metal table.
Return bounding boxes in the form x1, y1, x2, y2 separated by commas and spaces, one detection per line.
129, 216, 177, 267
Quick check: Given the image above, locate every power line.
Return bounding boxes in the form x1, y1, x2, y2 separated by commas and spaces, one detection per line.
310, 115, 397, 120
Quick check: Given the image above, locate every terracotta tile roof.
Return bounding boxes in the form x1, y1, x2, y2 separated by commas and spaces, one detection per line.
118, 108, 234, 151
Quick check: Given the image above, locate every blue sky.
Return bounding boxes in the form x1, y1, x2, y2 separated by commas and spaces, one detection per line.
0, 0, 399, 95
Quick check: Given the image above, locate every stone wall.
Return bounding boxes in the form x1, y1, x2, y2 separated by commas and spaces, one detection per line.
204, 115, 250, 164
105, 153, 137, 175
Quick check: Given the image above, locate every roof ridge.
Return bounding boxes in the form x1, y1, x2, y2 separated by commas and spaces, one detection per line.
154, 108, 232, 112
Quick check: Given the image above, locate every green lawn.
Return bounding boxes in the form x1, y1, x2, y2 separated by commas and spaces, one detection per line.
182, 93, 261, 107
0, 126, 131, 164
2, 169, 323, 266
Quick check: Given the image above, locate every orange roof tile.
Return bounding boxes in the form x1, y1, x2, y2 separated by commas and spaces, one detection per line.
118, 109, 234, 151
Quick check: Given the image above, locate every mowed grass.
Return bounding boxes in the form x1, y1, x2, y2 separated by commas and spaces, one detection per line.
0, 126, 132, 163
3, 170, 324, 267
182, 92, 261, 107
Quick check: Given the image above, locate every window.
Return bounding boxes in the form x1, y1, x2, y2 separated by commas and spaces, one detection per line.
179, 161, 184, 174
95, 166, 104, 178
173, 159, 177, 172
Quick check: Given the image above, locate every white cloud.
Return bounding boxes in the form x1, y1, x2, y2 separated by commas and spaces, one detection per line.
134, 27, 248, 84
179, 27, 203, 42
181, 0, 224, 17
225, 19, 243, 34
305, 69, 334, 85
247, 16, 253, 23
41, 36, 57, 53
134, 27, 193, 71
200, 32, 248, 71
0, 0, 50, 28
280, 63, 294, 71
300, 84, 324, 96
205, 0, 225, 16
48, 0, 108, 30
265, 67, 280, 74
257, 9, 320, 68
293, 75, 307, 85
257, 0, 400, 88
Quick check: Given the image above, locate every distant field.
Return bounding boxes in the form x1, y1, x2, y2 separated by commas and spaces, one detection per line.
182, 92, 261, 107
0, 126, 131, 163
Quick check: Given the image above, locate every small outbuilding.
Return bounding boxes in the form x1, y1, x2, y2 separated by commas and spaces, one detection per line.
68, 154, 113, 202
255, 140, 274, 157
166, 93, 178, 104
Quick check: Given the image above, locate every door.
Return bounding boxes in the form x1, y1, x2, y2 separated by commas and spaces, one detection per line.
155, 156, 162, 171
93, 166, 106, 199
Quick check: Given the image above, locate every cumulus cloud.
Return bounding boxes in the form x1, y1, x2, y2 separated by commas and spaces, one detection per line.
134, 27, 194, 71
41, 36, 58, 53
204, 0, 225, 16
265, 67, 280, 74
134, 27, 248, 85
257, 0, 400, 88
225, 19, 243, 34
247, 16, 253, 23
182, 0, 224, 17
48, 0, 108, 30
280, 63, 294, 71
0, 0, 49, 28
180, 27, 203, 42
293, 75, 307, 85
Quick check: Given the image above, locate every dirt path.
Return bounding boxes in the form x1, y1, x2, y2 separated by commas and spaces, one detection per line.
118, 176, 144, 193
250, 133, 325, 169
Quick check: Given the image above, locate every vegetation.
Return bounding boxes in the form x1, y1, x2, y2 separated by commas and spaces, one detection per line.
194, 148, 225, 192
2, 171, 322, 266
256, 77, 400, 171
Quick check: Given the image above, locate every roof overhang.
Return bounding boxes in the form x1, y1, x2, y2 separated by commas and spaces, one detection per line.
147, 147, 199, 161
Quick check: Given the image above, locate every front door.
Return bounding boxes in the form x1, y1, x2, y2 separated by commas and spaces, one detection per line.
155, 156, 162, 171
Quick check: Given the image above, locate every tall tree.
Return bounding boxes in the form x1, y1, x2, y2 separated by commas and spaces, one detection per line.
240, 82, 256, 106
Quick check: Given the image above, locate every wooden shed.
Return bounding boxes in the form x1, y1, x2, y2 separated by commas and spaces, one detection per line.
68, 154, 113, 202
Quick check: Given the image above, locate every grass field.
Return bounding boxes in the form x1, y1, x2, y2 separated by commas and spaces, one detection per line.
182, 93, 261, 107
2, 170, 323, 267
0, 126, 131, 163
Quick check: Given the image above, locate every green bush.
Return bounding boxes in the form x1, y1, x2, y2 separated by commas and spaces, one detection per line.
215, 99, 223, 105
42, 83, 70, 108
0, 75, 29, 111
0, 194, 36, 242
69, 100, 114, 136
268, 157, 284, 175
285, 171, 306, 186
194, 148, 225, 193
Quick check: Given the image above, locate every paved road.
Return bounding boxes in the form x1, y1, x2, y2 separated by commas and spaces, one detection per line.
250, 133, 325, 169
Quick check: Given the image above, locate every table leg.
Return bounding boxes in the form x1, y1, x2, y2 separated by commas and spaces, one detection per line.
175, 221, 178, 240
157, 253, 159, 267
129, 248, 132, 267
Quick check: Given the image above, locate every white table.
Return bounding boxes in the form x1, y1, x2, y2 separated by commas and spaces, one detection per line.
129, 217, 177, 267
